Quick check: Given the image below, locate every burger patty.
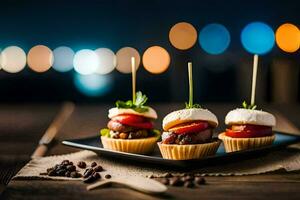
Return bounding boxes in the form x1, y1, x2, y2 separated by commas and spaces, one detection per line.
162, 128, 213, 145
107, 120, 137, 132
110, 130, 148, 139
107, 120, 149, 139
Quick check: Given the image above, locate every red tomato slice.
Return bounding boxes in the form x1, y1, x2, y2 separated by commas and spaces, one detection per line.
225, 125, 272, 138
169, 121, 209, 134
113, 114, 145, 124
231, 124, 271, 132
117, 120, 153, 129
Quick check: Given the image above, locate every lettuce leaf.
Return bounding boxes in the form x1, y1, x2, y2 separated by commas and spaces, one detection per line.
100, 128, 110, 137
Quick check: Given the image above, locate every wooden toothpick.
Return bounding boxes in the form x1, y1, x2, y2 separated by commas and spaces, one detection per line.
131, 57, 136, 104
250, 54, 259, 105
188, 62, 193, 107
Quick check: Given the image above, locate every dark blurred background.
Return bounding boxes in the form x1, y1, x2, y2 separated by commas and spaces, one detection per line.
0, 0, 299, 104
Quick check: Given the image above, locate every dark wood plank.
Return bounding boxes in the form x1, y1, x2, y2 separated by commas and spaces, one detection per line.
3, 175, 300, 200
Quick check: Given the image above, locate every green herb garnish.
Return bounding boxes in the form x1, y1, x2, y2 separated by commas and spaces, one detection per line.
185, 102, 202, 109
116, 91, 149, 113
242, 101, 257, 110
100, 128, 110, 137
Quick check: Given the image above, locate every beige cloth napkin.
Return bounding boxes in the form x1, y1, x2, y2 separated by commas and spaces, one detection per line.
14, 144, 300, 180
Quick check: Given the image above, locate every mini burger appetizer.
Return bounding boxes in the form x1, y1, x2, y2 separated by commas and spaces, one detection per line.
158, 108, 220, 160
157, 62, 221, 160
218, 102, 276, 152
100, 91, 160, 154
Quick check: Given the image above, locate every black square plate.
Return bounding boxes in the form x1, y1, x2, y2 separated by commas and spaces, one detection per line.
62, 131, 300, 168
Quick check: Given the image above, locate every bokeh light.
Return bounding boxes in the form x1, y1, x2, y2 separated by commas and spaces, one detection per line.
199, 23, 231, 55
27, 45, 53, 72
74, 73, 113, 97
73, 49, 98, 75
241, 22, 275, 55
116, 47, 140, 73
169, 22, 197, 50
0, 50, 2, 69
52, 46, 74, 72
142, 46, 170, 74
94, 48, 116, 74
275, 23, 300, 53
0, 46, 26, 73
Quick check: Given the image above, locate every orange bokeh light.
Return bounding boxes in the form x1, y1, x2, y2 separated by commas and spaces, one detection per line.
275, 23, 300, 53
116, 47, 140, 74
169, 22, 197, 50
27, 45, 53, 72
142, 46, 170, 74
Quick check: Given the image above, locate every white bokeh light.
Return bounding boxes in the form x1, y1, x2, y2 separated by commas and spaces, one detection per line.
73, 49, 98, 75
53, 46, 74, 72
1, 46, 26, 73
94, 48, 116, 74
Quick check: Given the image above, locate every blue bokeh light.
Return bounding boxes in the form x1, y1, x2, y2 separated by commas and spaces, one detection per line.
74, 73, 113, 97
199, 23, 231, 55
53, 46, 74, 72
241, 22, 275, 55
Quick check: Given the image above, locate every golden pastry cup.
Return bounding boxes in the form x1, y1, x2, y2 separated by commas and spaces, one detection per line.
157, 139, 221, 160
218, 132, 275, 153
101, 136, 158, 154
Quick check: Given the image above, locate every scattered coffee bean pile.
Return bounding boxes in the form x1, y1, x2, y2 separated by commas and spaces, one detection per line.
40, 160, 81, 178
40, 160, 112, 184
149, 173, 206, 188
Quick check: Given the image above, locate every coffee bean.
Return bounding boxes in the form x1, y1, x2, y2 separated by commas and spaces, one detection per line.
169, 177, 183, 186
47, 169, 56, 176
83, 174, 95, 183
162, 173, 173, 178
104, 174, 111, 179
65, 171, 71, 177
93, 172, 101, 180
57, 169, 66, 176
195, 177, 206, 185
184, 181, 194, 188
91, 162, 97, 167
94, 165, 103, 172
56, 165, 65, 171
70, 171, 80, 178
77, 161, 86, 169
61, 160, 69, 165
39, 172, 48, 175
69, 162, 73, 165
84, 168, 94, 178
66, 165, 76, 172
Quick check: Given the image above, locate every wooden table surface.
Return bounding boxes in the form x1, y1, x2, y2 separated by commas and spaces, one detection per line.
1, 103, 300, 200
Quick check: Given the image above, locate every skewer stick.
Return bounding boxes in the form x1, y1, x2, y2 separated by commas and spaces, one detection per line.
251, 54, 259, 105
188, 62, 193, 107
131, 57, 136, 104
